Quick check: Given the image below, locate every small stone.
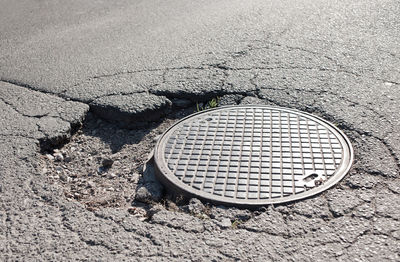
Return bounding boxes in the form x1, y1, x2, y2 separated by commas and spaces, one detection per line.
102, 158, 114, 168
64, 156, 72, 162
109, 173, 117, 179
135, 187, 152, 203
167, 200, 179, 212
55, 166, 63, 173
135, 183, 163, 203
219, 218, 232, 229
53, 153, 64, 162
46, 154, 55, 161
42, 167, 48, 174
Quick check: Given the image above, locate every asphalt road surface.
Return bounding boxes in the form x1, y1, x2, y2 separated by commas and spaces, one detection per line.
1, 0, 400, 260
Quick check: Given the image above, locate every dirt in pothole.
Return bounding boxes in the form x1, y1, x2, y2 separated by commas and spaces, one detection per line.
40, 108, 194, 211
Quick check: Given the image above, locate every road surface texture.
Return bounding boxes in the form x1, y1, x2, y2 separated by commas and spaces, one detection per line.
1, 0, 400, 260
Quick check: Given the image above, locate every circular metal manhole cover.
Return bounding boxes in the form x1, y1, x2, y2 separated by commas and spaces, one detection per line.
154, 105, 353, 207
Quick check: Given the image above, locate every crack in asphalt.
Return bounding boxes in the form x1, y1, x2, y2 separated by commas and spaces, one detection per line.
3, 62, 399, 184
2, 174, 114, 255
26, 178, 117, 252
2, 98, 399, 261
257, 85, 394, 132
0, 95, 49, 119
60, 214, 116, 253
2, 36, 400, 259
0, 134, 39, 141
2, 34, 400, 114
2, 60, 399, 130
89, 90, 150, 103
26, 179, 154, 255
267, 41, 341, 65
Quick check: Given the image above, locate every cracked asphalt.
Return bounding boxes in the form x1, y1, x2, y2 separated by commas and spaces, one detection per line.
1, 0, 400, 260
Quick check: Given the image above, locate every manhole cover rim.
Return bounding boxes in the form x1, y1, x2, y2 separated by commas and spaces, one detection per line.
154, 105, 354, 207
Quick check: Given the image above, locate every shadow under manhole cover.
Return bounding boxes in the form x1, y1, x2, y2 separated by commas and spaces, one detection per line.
154, 105, 353, 207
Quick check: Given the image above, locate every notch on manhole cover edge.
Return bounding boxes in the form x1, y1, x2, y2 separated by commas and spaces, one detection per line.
154, 105, 353, 208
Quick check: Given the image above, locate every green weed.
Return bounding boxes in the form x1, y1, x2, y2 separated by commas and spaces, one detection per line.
196, 97, 221, 112
231, 219, 241, 229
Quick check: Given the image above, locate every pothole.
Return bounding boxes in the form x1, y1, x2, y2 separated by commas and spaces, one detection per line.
40, 100, 354, 214
40, 109, 193, 211
154, 105, 354, 207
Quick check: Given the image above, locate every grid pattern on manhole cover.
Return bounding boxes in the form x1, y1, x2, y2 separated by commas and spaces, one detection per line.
154, 105, 353, 206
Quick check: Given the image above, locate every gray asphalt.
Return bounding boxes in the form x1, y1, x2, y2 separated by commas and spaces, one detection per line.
1, 0, 400, 260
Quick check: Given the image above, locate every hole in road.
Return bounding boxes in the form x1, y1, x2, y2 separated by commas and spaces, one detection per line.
40, 106, 195, 211
38, 99, 355, 213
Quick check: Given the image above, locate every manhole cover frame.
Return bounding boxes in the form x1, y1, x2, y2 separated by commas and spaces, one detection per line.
154, 105, 354, 207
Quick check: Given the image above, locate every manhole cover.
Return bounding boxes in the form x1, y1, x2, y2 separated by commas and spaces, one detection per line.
154, 105, 353, 207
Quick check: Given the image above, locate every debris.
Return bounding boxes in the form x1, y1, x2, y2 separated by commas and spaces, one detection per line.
219, 218, 232, 229
135, 183, 163, 203
53, 152, 64, 162
128, 207, 147, 221
46, 154, 55, 161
